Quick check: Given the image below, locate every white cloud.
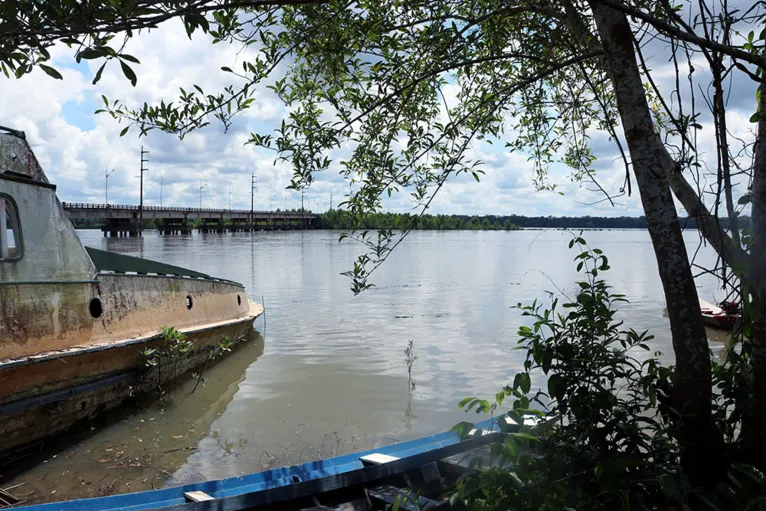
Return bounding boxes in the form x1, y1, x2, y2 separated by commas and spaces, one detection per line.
0, 18, 756, 218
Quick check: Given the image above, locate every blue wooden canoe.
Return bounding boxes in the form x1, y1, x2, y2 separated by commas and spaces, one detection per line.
17, 417, 509, 511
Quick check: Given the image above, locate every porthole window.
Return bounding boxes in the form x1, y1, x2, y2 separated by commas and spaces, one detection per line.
0, 194, 23, 261
89, 298, 103, 319
186, 295, 193, 310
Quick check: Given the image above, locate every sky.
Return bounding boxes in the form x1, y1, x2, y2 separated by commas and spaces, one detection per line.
0, 13, 758, 217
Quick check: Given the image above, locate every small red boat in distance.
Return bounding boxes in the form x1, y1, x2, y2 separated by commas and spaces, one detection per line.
700, 299, 739, 330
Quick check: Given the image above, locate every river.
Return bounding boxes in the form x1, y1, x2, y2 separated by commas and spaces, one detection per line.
2, 229, 729, 504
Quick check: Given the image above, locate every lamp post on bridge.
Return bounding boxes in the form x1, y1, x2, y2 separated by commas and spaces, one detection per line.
105, 167, 115, 205
199, 181, 208, 209
250, 172, 257, 228
160, 171, 164, 208
139, 147, 148, 231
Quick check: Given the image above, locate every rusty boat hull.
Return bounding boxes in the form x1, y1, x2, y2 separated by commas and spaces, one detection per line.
0, 300, 263, 464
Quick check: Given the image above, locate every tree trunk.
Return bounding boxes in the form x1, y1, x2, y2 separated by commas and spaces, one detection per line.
740, 71, 766, 464
589, 2, 724, 482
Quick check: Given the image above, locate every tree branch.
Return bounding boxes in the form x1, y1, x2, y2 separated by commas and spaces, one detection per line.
591, 0, 766, 69
0, 0, 325, 41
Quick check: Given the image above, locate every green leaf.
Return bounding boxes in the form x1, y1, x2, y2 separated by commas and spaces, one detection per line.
450, 421, 475, 440
520, 373, 531, 394
512, 432, 539, 442
221, 66, 233, 73
77, 48, 105, 61
751, 111, 760, 123
120, 54, 140, 64
547, 373, 561, 398
504, 435, 518, 458
120, 61, 137, 86
39, 64, 63, 80
92, 63, 106, 85
120, 126, 130, 137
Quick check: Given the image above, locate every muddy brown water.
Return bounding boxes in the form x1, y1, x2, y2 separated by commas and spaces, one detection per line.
2, 229, 729, 504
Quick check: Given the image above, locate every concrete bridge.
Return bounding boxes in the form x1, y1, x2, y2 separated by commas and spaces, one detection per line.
62, 202, 320, 237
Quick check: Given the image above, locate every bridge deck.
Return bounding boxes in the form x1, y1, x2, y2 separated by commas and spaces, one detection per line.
62, 203, 319, 221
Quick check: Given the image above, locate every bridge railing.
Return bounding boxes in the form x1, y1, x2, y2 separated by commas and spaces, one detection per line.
61, 202, 319, 217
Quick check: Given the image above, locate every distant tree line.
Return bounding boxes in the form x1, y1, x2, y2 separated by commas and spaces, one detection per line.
320, 209, 520, 230
319, 210, 750, 231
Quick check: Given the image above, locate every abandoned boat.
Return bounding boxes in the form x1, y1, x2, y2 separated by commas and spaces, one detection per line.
700, 299, 739, 330
0, 126, 263, 463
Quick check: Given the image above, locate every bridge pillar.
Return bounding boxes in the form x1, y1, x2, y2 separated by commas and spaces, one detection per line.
229, 217, 248, 232
198, 217, 224, 233
102, 218, 141, 237
158, 218, 191, 235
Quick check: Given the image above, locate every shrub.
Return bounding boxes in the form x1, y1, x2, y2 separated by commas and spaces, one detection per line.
452, 237, 766, 510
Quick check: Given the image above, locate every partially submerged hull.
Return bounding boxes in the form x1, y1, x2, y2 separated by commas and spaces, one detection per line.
0, 128, 263, 462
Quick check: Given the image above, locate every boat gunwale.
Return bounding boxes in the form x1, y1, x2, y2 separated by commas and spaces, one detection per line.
0, 173, 56, 190
94, 271, 246, 289
0, 279, 99, 286
0, 274, 246, 290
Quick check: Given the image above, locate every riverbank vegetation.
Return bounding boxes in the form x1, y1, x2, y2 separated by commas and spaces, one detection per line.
5, 0, 765, 508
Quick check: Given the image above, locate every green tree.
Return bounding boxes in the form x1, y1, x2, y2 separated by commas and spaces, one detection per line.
4, 0, 764, 481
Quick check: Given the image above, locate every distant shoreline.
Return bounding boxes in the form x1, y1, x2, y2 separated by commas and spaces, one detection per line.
70, 214, 744, 231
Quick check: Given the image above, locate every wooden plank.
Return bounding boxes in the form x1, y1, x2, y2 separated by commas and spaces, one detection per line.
359, 453, 399, 465
185, 492, 214, 502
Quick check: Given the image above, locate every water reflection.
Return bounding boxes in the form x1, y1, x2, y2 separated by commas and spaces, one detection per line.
4, 331, 264, 504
